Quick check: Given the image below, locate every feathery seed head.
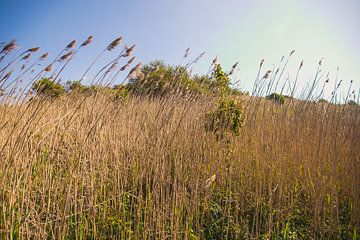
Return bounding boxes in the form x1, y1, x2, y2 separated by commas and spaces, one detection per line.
120, 63, 130, 71
193, 52, 205, 64
127, 56, 136, 64
39, 52, 49, 60
184, 47, 190, 58
127, 62, 142, 79
1, 40, 17, 54
59, 51, 73, 61
27, 47, 40, 53
263, 70, 272, 79
22, 53, 31, 60
108, 61, 118, 72
81, 36, 93, 47
107, 37, 122, 51
1, 71, 12, 81
260, 59, 265, 68
123, 44, 136, 57
229, 62, 239, 75
44, 64, 53, 72
212, 56, 218, 65
299, 60, 304, 70
66, 40, 77, 50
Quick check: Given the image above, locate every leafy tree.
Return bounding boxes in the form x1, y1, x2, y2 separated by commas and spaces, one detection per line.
66, 80, 86, 93
128, 60, 192, 97
32, 78, 65, 97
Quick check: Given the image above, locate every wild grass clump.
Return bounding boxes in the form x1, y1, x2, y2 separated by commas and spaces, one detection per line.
0, 37, 359, 239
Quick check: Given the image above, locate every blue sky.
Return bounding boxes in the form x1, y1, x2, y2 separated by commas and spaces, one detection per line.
1, 0, 359, 99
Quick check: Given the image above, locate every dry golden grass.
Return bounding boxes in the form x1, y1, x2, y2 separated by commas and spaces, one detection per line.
0, 37, 359, 239
0, 92, 359, 239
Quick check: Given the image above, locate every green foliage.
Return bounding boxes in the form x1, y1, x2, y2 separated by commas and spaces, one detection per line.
32, 78, 65, 97
205, 65, 245, 138
266, 93, 285, 104
66, 80, 86, 93
128, 61, 191, 97
205, 98, 245, 137
127, 61, 245, 98
318, 98, 328, 103
113, 84, 129, 100
210, 64, 231, 96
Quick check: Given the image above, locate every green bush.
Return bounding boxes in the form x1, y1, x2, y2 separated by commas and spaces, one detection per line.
205, 98, 245, 137
66, 80, 87, 93
210, 64, 231, 96
318, 98, 328, 103
32, 78, 65, 97
205, 64, 245, 138
113, 84, 129, 100
127, 61, 191, 97
127, 61, 245, 98
266, 93, 285, 104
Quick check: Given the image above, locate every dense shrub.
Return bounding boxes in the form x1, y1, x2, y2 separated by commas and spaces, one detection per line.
66, 80, 87, 93
32, 78, 65, 97
127, 61, 244, 98
318, 98, 328, 103
205, 64, 245, 138
127, 61, 191, 97
266, 93, 285, 104
205, 97, 245, 137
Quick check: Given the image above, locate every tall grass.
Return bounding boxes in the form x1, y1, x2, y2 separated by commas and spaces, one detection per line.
0, 38, 359, 239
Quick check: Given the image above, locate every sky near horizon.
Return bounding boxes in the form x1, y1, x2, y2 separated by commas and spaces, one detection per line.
1, 0, 359, 99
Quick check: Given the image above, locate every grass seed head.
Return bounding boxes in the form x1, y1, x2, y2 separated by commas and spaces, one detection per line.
184, 47, 190, 58
66, 40, 77, 50
107, 37, 122, 51
44, 64, 53, 72
39, 52, 49, 60
81, 36, 93, 47
1, 40, 17, 54
59, 51, 73, 61
22, 53, 31, 60
27, 47, 40, 53
263, 70, 272, 79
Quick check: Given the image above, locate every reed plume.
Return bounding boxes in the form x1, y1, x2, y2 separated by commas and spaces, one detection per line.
27, 47, 40, 53
106, 37, 122, 51
39, 52, 49, 60
0, 40, 17, 54
81, 36, 93, 47
66, 40, 77, 50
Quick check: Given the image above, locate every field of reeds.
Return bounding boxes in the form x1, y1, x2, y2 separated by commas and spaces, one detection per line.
0, 37, 359, 239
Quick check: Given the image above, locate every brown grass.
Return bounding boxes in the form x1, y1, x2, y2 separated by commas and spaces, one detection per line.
0, 37, 359, 239
0, 93, 359, 239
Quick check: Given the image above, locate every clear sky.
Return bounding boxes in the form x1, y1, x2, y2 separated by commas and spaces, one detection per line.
1, 0, 359, 99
